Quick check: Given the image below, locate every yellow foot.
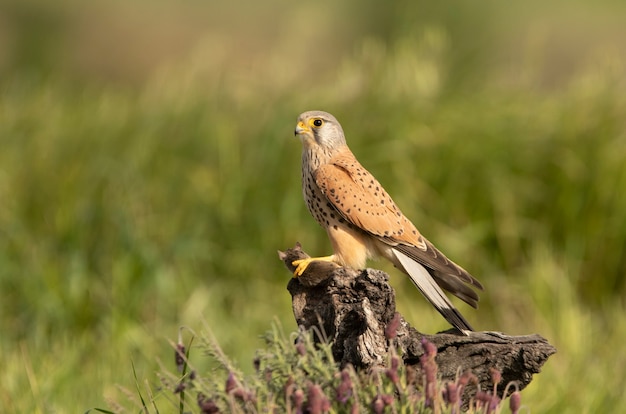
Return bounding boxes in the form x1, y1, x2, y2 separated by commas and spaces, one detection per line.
292, 255, 336, 277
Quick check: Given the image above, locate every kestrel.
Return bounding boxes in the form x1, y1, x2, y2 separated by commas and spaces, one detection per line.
292, 110, 483, 335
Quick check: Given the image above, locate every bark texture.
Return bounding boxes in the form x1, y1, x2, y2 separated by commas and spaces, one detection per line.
279, 243, 556, 399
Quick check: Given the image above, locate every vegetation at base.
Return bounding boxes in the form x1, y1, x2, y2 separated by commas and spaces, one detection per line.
108, 324, 522, 414
1, 0, 626, 412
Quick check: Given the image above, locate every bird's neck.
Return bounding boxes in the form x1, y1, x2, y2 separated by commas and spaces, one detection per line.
302, 145, 349, 172
302, 146, 330, 171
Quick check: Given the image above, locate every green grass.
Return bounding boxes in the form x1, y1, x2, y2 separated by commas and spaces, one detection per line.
1, 0, 626, 412
133, 323, 525, 413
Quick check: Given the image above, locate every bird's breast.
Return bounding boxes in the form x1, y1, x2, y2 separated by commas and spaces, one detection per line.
301, 168, 335, 229
301, 168, 376, 268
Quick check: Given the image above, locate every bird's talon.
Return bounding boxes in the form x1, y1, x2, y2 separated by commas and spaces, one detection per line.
292, 258, 311, 277
292, 256, 335, 277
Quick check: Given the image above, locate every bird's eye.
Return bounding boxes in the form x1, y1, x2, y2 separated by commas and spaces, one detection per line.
312, 119, 323, 127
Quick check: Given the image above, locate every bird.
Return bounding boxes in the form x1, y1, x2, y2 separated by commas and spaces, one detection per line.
291, 110, 483, 335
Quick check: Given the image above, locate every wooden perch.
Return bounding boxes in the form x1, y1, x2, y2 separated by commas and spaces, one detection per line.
278, 243, 556, 400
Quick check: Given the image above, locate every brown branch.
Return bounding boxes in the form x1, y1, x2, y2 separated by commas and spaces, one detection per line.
278, 243, 556, 400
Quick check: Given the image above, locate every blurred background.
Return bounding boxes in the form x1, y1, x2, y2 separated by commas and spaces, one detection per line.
1, 0, 625, 411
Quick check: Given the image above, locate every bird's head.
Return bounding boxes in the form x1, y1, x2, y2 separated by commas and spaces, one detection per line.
294, 110, 346, 150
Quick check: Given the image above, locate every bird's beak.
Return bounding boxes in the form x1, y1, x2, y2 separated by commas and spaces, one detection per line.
294, 121, 310, 137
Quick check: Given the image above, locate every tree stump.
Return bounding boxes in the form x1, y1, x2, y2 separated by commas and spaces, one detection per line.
278, 243, 556, 400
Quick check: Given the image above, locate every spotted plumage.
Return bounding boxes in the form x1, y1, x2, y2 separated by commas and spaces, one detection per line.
292, 110, 483, 335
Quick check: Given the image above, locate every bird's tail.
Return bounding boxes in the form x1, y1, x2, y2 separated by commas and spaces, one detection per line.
392, 248, 474, 335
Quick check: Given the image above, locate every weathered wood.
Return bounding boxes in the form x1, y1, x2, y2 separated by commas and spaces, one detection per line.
279, 243, 556, 399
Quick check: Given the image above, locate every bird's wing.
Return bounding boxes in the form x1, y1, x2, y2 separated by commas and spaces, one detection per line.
314, 151, 422, 242
314, 151, 483, 304
392, 249, 473, 334
393, 238, 483, 307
